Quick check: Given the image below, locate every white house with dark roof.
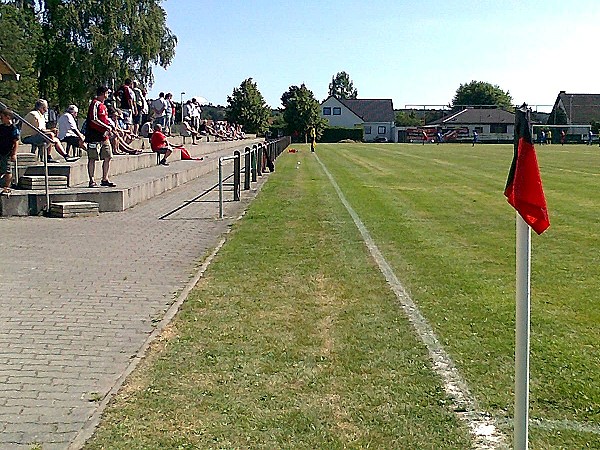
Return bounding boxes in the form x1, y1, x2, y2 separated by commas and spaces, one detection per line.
320, 96, 395, 142
430, 107, 515, 142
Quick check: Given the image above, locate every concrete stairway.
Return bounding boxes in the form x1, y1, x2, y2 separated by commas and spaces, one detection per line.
1, 138, 263, 217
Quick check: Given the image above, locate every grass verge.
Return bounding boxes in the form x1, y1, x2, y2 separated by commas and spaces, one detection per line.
85, 145, 473, 449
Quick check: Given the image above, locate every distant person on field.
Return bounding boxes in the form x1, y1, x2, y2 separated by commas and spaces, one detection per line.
310, 127, 316, 152
472, 130, 478, 146
421, 129, 427, 145
588, 129, 594, 145
560, 129, 566, 145
546, 129, 552, 144
0, 109, 19, 195
150, 123, 174, 166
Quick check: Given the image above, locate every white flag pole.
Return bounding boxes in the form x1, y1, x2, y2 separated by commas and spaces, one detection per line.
514, 208, 531, 449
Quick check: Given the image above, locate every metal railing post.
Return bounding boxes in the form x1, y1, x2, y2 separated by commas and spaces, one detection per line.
244, 146, 251, 190
233, 150, 240, 201
257, 144, 263, 176
251, 145, 257, 182
43, 143, 50, 211
218, 156, 224, 218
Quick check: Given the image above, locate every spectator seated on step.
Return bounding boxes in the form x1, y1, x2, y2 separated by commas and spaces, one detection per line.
207, 120, 228, 141
180, 117, 200, 144
197, 119, 210, 142
21, 99, 79, 162
107, 107, 141, 155
233, 123, 245, 140
57, 105, 87, 156
150, 123, 174, 166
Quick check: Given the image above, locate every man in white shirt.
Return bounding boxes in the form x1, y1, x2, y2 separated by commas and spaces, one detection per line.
21, 99, 78, 162
152, 92, 168, 127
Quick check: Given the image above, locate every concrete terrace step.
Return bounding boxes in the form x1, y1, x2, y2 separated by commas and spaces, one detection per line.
19, 175, 68, 189
49, 201, 99, 218
1, 138, 263, 216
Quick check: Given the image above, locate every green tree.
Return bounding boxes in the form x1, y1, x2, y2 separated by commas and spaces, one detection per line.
328, 71, 358, 99
452, 80, 512, 108
280, 84, 301, 108
37, 0, 177, 108
547, 107, 568, 125
0, 2, 42, 114
282, 83, 326, 141
202, 104, 226, 121
395, 111, 422, 127
226, 78, 270, 135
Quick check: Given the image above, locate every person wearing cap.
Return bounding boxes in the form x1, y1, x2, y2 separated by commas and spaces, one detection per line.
58, 105, 86, 157
0, 108, 19, 195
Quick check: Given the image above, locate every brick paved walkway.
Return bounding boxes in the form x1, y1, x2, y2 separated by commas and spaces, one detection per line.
0, 165, 267, 449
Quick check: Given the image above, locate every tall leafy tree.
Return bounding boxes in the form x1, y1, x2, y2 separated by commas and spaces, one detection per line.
282, 83, 326, 141
395, 111, 422, 127
452, 80, 512, 108
280, 84, 301, 108
225, 78, 270, 135
328, 71, 358, 99
0, 2, 42, 114
37, 0, 177, 108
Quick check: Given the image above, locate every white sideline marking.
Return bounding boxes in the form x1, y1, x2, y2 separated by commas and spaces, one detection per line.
530, 418, 600, 435
315, 154, 508, 449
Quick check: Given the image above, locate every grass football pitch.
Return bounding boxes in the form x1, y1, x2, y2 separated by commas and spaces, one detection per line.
87, 142, 600, 449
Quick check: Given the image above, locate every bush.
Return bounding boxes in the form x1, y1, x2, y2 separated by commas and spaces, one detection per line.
320, 127, 363, 143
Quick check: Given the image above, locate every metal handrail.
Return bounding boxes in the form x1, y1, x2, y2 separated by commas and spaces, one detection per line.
0, 100, 54, 212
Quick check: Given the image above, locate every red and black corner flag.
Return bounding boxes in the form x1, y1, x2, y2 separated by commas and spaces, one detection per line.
504, 104, 550, 234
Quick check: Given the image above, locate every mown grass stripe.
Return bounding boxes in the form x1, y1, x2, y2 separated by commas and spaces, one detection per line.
315, 151, 509, 449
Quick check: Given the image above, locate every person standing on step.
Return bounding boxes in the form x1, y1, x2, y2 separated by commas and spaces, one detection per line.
151, 92, 168, 128
85, 86, 116, 187
0, 108, 19, 195
116, 78, 136, 131
150, 123, 174, 166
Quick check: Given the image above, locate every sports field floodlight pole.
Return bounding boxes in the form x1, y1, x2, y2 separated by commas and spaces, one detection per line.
180, 92, 185, 123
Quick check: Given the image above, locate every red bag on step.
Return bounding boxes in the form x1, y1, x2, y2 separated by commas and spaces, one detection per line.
177, 146, 203, 161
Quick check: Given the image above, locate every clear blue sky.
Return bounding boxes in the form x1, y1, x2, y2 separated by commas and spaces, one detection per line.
148, 0, 600, 112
